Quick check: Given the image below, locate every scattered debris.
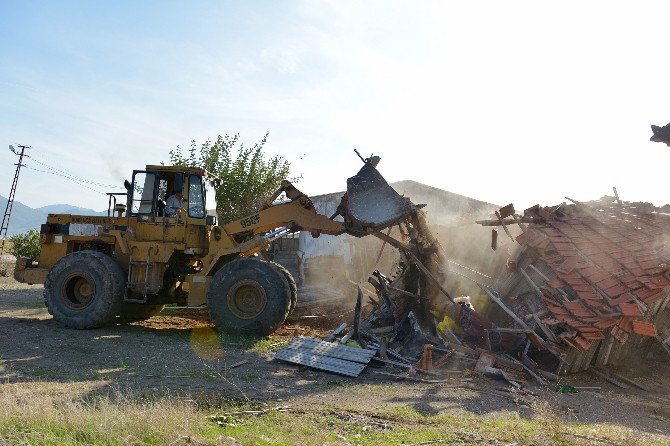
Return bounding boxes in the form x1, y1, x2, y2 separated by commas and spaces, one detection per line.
590, 368, 630, 389
556, 385, 601, 394
594, 368, 650, 392
226, 360, 249, 370
209, 405, 291, 426
276, 192, 670, 392
371, 371, 448, 384
275, 210, 561, 389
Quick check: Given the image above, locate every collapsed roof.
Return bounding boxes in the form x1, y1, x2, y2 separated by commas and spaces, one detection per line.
481, 195, 670, 373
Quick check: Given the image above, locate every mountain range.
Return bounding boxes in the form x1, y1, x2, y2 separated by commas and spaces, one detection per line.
0, 196, 107, 236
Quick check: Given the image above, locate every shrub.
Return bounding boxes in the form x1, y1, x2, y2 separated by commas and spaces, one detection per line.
8, 229, 41, 260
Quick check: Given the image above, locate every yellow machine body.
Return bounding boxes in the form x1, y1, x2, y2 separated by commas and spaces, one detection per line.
15, 165, 345, 307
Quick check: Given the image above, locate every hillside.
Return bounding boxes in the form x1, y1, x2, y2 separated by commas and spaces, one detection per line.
0, 196, 106, 236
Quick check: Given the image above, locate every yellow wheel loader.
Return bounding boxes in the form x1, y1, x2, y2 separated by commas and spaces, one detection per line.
14, 156, 417, 335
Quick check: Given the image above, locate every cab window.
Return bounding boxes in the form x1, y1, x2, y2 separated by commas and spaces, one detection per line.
131, 172, 157, 215
188, 174, 205, 218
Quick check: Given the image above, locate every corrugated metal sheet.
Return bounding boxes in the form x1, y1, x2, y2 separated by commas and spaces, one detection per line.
274, 337, 377, 377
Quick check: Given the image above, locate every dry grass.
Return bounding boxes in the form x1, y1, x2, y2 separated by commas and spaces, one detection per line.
0, 385, 210, 445
0, 383, 666, 446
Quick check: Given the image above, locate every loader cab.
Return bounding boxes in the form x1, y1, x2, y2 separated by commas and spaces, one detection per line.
128, 166, 214, 225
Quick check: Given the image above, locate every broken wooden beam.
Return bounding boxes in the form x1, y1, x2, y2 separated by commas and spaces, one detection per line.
476, 217, 539, 226
326, 323, 347, 342
353, 286, 363, 340
590, 368, 630, 389
405, 251, 454, 302
495, 210, 515, 241
386, 285, 428, 300
371, 371, 448, 383
594, 367, 649, 392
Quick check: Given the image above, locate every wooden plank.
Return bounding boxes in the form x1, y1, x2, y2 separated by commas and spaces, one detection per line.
501, 353, 546, 386
480, 286, 528, 329
495, 210, 515, 241
595, 368, 649, 392
325, 323, 347, 342
590, 368, 630, 389
405, 251, 454, 302
386, 285, 428, 300
481, 285, 568, 364
476, 217, 537, 226
371, 371, 449, 383
353, 286, 363, 340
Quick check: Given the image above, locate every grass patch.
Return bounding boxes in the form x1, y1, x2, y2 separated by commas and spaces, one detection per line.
0, 386, 664, 446
251, 338, 288, 354
215, 332, 287, 354
23, 366, 61, 379
13, 301, 45, 309
91, 360, 130, 379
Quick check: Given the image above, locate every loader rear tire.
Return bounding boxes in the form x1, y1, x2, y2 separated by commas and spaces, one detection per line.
272, 262, 298, 316
44, 250, 125, 329
207, 257, 291, 336
118, 303, 165, 322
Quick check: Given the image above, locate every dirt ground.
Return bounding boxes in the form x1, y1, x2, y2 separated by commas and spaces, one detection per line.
1, 279, 670, 444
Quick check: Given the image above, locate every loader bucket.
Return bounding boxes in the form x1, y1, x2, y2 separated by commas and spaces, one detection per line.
343, 159, 417, 234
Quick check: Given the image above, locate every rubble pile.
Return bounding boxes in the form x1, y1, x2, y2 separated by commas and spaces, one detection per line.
276, 195, 670, 389
277, 211, 557, 388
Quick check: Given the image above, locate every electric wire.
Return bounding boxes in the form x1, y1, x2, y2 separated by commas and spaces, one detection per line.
11, 149, 121, 195
22, 165, 112, 195
24, 154, 118, 189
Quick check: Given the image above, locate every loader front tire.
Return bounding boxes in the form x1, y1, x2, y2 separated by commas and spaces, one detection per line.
207, 257, 291, 336
272, 262, 298, 316
44, 250, 125, 329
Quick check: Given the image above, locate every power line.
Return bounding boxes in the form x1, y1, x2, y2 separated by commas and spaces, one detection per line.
9, 147, 121, 195
22, 165, 111, 195
24, 154, 118, 189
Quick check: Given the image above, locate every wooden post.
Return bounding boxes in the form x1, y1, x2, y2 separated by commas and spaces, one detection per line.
353, 286, 363, 340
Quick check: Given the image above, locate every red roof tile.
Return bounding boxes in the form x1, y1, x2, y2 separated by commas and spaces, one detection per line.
618, 302, 644, 317
563, 301, 595, 317
610, 326, 629, 344
504, 197, 670, 354
556, 256, 579, 274
631, 320, 658, 337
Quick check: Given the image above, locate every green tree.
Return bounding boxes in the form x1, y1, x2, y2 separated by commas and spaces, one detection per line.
8, 229, 41, 260
167, 133, 300, 224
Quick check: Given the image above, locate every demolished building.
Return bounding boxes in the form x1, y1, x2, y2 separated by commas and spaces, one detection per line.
480, 195, 670, 374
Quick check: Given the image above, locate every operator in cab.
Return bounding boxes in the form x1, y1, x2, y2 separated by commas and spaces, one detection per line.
165, 189, 183, 217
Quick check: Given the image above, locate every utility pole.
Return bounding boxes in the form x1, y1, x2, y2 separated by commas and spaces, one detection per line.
0, 144, 28, 264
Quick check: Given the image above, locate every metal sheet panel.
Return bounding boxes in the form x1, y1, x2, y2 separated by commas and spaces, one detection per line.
274, 337, 378, 377
282, 337, 376, 363
274, 349, 366, 377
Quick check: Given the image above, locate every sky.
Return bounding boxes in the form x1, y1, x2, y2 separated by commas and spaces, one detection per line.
1, 1, 670, 212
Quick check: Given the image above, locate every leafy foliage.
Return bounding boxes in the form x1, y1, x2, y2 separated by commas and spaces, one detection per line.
167, 133, 299, 224
8, 229, 41, 260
